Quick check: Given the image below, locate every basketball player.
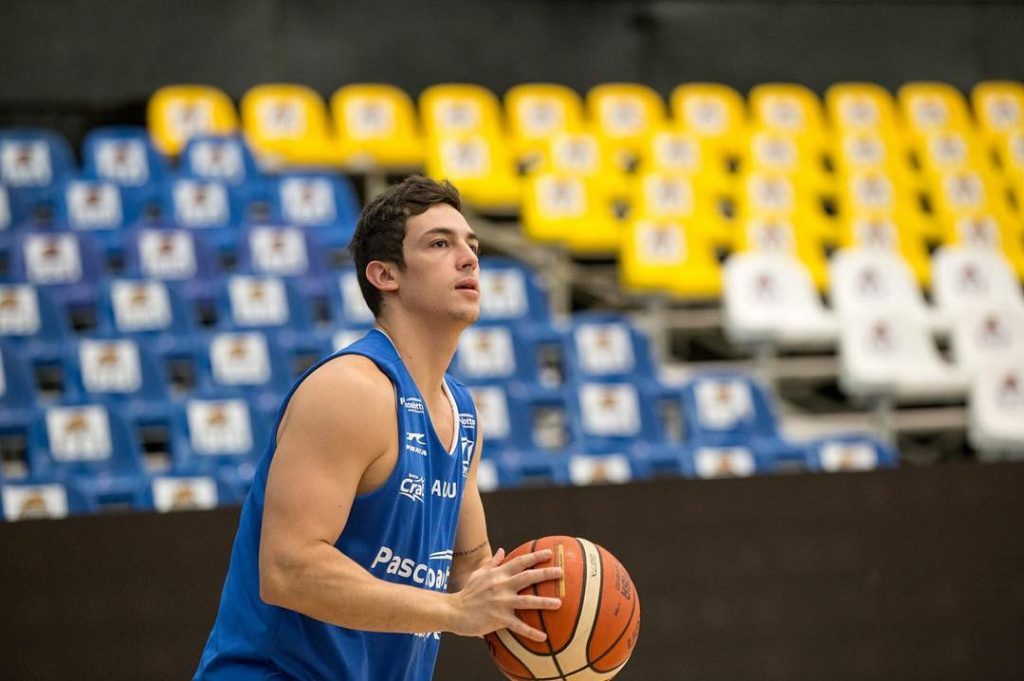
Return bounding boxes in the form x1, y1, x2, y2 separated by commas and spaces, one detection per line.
194, 176, 563, 680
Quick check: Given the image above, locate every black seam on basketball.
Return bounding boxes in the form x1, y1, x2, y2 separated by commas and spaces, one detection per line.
510, 539, 563, 678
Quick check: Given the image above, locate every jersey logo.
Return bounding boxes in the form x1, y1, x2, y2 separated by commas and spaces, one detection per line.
460, 436, 476, 478
405, 432, 428, 457
398, 473, 424, 503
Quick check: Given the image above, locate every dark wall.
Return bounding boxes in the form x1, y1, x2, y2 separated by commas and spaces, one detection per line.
2, 462, 1023, 680
1, 0, 1023, 144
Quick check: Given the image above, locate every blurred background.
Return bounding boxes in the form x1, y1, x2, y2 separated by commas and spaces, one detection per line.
1, 1, 1023, 679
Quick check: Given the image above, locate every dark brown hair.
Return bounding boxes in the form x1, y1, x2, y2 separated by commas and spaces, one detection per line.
348, 175, 462, 317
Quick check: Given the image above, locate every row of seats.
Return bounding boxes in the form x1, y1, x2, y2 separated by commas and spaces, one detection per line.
0, 365, 900, 521
0, 133, 359, 254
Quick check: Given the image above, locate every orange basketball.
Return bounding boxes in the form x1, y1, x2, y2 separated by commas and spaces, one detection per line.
484, 536, 641, 680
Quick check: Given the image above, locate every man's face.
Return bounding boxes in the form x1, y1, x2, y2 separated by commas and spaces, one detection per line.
395, 203, 480, 325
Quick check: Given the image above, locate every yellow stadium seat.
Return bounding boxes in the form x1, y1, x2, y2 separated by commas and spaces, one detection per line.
971, 80, 1024, 143
995, 129, 1024, 184
536, 131, 624, 200
641, 130, 707, 176
419, 84, 504, 139
939, 212, 1024, 279
586, 83, 666, 170
670, 83, 747, 154
738, 171, 835, 247
928, 167, 1010, 224
897, 82, 972, 137
148, 85, 239, 156
748, 83, 827, 144
914, 129, 989, 179
831, 129, 915, 187
733, 215, 830, 288
838, 211, 933, 285
505, 83, 585, 165
631, 171, 728, 244
837, 167, 916, 218
521, 173, 621, 254
740, 128, 832, 194
240, 84, 344, 167
619, 217, 722, 299
825, 82, 900, 135
329, 84, 424, 170
425, 133, 520, 213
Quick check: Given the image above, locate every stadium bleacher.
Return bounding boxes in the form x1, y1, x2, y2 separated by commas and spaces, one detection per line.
2, 77, 1023, 521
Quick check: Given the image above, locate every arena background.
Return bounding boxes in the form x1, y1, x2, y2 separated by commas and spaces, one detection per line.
2, 1, 1024, 679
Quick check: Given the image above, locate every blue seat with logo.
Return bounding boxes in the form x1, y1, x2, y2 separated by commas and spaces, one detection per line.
95, 278, 199, 360
326, 268, 378, 328
62, 336, 173, 429
82, 126, 168, 188
0, 479, 97, 521
160, 176, 246, 253
0, 284, 69, 363
120, 226, 223, 305
169, 395, 269, 491
268, 173, 360, 252
0, 128, 75, 213
27, 402, 146, 504
476, 257, 551, 326
678, 371, 805, 465
51, 177, 144, 255
196, 330, 297, 419
803, 433, 899, 473
5, 231, 106, 310
180, 134, 262, 187
213, 274, 318, 355
235, 224, 330, 298
564, 313, 657, 383
133, 472, 245, 512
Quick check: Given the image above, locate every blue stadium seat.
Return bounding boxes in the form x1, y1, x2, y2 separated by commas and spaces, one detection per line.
214, 274, 319, 355
0, 479, 97, 521
81, 126, 168, 188
5, 231, 106, 310
0, 128, 75, 212
803, 434, 899, 472
678, 372, 805, 465
327, 325, 374, 353
235, 224, 329, 298
326, 268, 377, 327
567, 379, 664, 457
196, 330, 296, 418
477, 257, 551, 325
95, 278, 199, 360
52, 177, 144, 255
268, 173, 360, 252
450, 321, 546, 385
1, 182, 32, 230
62, 337, 173, 429
179, 134, 262, 187
493, 384, 577, 487
133, 472, 244, 512
0, 343, 38, 436
169, 396, 268, 490
161, 176, 245, 252
120, 227, 223, 303
27, 402, 146, 504
0, 284, 70, 362
564, 313, 657, 383
680, 444, 777, 479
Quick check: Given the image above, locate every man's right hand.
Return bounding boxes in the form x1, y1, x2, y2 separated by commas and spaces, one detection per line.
449, 548, 564, 642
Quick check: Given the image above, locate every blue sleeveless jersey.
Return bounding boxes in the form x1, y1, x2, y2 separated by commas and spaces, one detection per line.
194, 329, 479, 681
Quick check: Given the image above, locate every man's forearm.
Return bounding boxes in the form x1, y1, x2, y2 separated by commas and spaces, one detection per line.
261, 542, 460, 635
448, 540, 492, 593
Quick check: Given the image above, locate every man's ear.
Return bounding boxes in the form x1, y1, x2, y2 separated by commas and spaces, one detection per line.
365, 260, 400, 293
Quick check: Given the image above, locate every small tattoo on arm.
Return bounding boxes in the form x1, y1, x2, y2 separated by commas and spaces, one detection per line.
453, 541, 488, 558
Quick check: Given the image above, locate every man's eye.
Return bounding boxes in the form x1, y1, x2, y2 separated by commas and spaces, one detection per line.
431, 240, 448, 248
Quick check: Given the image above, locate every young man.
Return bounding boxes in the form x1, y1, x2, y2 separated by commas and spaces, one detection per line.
194, 176, 562, 680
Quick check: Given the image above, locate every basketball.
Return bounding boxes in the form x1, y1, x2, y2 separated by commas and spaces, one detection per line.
484, 536, 641, 680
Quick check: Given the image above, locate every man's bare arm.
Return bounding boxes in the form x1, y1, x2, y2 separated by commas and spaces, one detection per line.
258, 356, 561, 641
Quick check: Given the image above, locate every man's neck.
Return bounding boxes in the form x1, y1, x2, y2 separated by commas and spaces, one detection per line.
375, 311, 465, 402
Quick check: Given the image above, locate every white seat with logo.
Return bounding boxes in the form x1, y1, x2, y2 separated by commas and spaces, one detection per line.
968, 362, 1024, 459
829, 248, 942, 332
932, 247, 1024, 329
723, 252, 839, 348
839, 311, 969, 403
